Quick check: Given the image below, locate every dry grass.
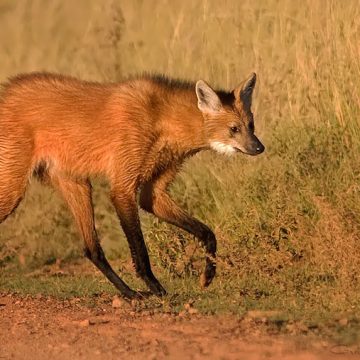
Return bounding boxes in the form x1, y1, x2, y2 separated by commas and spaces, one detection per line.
0, 0, 360, 341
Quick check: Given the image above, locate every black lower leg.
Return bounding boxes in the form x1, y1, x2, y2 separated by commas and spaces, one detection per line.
199, 227, 217, 287
201, 231, 216, 287
127, 233, 166, 297
181, 221, 217, 287
84, 245, 137, 299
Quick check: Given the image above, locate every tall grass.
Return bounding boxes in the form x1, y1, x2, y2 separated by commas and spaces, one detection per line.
1, 0, 360, 325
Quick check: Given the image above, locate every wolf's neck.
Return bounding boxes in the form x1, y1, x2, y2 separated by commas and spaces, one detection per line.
159, 89, 209, 157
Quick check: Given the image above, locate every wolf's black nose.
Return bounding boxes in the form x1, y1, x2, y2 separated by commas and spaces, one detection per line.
256, 143, 265, 154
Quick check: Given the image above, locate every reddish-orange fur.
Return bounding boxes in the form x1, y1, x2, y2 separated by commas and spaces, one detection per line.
0, 72, 264, 298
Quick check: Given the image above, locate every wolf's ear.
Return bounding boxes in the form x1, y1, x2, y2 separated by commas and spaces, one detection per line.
234, 72, 256, 107
195, 80, 222, 113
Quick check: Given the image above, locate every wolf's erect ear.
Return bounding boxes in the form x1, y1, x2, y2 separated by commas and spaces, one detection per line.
234, 72, 256, 107
195, 80, 222, 113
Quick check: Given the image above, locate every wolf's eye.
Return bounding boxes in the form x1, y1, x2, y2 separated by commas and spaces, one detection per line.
230, 126, 239, 133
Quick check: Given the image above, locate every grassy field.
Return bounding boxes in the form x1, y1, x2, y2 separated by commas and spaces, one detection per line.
1, 0, 360, 344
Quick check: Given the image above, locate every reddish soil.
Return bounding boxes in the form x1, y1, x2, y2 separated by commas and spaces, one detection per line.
0, 293, 359, 360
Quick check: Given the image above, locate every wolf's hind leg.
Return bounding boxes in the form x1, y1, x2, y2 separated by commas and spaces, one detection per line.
0, 155, 29, 223
0, 190, 25, 224
51, 175, 138, 299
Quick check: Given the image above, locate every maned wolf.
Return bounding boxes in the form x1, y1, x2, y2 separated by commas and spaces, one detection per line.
0, 72, 264, 299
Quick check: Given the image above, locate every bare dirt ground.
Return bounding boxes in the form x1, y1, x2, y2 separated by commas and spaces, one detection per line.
0, 294, 359, 360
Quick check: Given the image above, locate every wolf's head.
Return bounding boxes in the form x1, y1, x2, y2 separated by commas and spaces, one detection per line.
195, 73, 264, 156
